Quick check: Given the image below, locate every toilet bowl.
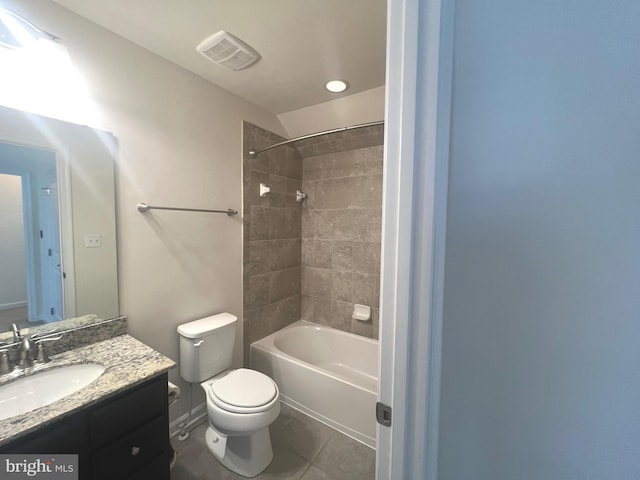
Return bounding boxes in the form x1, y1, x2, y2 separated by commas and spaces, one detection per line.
202, 369, 280, 477
177, 313, 280, 478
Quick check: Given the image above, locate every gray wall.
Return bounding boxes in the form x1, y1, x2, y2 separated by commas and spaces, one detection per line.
242, 122, 303, 365
438, 1, 640, 479
300, 126, 384, 338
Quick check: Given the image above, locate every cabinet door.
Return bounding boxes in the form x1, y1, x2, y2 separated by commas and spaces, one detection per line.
90, 416, 168, 480
0, 373, 170, 480
1, 412, 87, 454
124, 453, 171, 480
89, 375, 166, 450
1, 413, 91, 480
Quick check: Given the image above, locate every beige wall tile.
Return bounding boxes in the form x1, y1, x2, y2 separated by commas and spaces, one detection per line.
271, 239, 301, 271
250, 206, 270, 240
332, 241, 354, 271
301, 267, 314, 297
351, 210, 382, 242
299, 140, 383, 339
352, 273, 379, 307
243, 123, 302, 364
313, 210, 338, 239
249, 240, 271, 275
351, 316, 374, 338
332, 271, 353, 303
312, 268, 333, 299
314, 240, 333, 268
333, 175, 382, 209
353, 242, 381, 274
314, 179, 334, 209
248, 274, 270, 310
245, 122, 382, 346
332, 300, 355, 332
301, 239, 313, 266
300, 294, 314, 320
269, 267, 301, 303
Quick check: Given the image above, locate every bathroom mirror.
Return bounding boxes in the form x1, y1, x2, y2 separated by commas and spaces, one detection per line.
0, 105, 118, 340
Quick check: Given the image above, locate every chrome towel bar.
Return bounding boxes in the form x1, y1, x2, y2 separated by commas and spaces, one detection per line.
137, 203, 237, 216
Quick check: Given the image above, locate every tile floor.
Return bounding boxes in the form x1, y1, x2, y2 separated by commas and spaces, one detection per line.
171, 403, 375, 480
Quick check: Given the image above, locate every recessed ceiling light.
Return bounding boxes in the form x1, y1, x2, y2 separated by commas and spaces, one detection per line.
325, 80, 349, 93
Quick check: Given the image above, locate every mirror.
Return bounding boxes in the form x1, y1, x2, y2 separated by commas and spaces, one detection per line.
0, 105, 118, 339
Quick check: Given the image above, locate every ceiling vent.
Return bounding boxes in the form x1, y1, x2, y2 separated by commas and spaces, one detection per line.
196, 30, 261, 71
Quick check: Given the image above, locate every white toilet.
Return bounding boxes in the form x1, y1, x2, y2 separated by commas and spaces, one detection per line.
177, 313, 280, 477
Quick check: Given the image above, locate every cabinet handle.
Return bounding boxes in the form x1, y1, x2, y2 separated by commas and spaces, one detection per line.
131, 446, 141, 456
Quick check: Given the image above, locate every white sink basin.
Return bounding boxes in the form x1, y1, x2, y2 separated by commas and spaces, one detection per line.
0, 363, 105, 421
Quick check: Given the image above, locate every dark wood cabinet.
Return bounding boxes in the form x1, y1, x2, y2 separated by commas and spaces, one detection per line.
0, 373, 171, 480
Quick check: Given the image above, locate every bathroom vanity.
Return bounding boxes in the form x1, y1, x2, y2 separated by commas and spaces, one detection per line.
0, 332, 175, 480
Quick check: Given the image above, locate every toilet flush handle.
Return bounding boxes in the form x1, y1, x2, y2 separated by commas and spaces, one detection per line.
193, 339, 204, 347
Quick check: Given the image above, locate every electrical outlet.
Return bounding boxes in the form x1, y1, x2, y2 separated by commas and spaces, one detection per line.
85, 234, 102, 248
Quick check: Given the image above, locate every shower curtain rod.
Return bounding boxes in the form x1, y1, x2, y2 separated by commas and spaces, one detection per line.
248, 120, 384, 157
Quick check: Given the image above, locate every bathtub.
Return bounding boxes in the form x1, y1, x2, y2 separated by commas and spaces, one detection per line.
250, 320, 378, 448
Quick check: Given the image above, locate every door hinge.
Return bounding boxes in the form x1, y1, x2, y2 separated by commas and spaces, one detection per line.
48, 248, 52, 256
376, 402, 392, 427
50, 307, 55, 315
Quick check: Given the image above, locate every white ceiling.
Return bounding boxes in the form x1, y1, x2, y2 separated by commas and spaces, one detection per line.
51, 0, 387, 115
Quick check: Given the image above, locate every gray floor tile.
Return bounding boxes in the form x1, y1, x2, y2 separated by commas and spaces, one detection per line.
300, 465, 338, 480
253, 443, 309, 480
271, 406, 335, 462
170, 404, 375, 480
312, 431, 375, 480
271, 402, 299, 429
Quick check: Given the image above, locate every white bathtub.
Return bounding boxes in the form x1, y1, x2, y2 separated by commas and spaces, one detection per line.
250, 320, 378, 448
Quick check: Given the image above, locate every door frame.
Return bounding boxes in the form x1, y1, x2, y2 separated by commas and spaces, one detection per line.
0, 133, 76, 321
377, 0, 454, 478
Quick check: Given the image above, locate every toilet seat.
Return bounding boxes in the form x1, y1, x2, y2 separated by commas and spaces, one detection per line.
207, 368, 278, 414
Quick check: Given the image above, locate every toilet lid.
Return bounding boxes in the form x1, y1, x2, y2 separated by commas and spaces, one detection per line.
210, 369, 277, 409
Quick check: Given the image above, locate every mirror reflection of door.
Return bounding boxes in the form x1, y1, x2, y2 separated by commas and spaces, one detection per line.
0, 142, 62, 328
40, 168, 62, 322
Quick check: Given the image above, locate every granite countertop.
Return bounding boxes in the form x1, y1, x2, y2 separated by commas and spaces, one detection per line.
0, 334, 175, 447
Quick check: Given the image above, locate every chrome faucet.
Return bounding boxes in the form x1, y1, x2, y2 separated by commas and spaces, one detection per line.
18, 336, 34, 368
0, 325, 63, 376
33, 335, 63, 364
9, 323, 35, 369
0, 342, 10, 375
12, 323, 22, 343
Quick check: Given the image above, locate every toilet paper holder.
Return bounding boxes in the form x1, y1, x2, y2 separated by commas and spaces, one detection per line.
168, 381, 181, 407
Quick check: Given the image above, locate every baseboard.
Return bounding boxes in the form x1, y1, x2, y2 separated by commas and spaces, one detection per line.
0, 301, 27, 311
169, 402, 207, 439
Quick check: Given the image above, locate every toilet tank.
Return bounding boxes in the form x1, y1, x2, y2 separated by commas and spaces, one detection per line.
177, 313, 237, 383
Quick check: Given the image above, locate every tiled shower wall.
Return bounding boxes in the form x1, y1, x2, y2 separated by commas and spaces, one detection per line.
299, 125, 384, 339
242, 122, 303, 365
242, 123, 384, 358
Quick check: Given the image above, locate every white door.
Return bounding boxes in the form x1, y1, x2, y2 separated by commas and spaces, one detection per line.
38, 167, 63, 322
377, 0, 454, 478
